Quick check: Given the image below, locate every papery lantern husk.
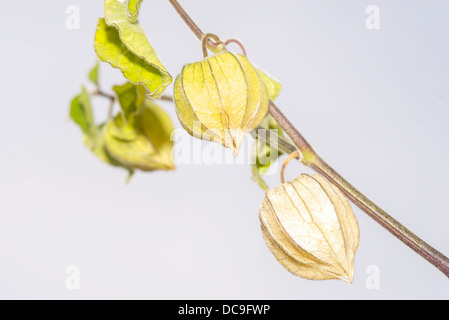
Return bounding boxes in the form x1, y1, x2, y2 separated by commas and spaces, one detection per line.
174, 51, 269, 155
259, 174, 360, 282
103, 100, 175, 172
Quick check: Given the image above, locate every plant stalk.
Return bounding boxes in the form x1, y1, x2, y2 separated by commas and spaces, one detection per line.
168, 0, 449, 278
168, 0, 221, 51
252, 126, 297, 155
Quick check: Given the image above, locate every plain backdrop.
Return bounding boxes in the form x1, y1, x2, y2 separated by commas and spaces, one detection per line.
1, 0, 449, 299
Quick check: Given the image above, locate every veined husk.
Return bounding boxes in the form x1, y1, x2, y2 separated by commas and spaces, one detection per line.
259, 174, 360, 282
174, 51, 269, 155
103, 100, 175, 172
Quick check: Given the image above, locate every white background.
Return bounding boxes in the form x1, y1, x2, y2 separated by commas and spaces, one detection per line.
1, 0, 449, 299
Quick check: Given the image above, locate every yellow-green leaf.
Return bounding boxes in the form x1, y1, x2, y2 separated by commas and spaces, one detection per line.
253, 138, 280, 175
94, 18, 170, 98
256, 68, 282, 101
70, 91, 93, 136
88, 62, 100, 86
70, 87, 134, 178
251, 115, 285, 190
99, 0, 172, 97
112, 81, 146, 119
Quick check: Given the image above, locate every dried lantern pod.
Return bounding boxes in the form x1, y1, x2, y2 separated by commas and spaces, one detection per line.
173, 50, 269, 155
259, 174, 360, 282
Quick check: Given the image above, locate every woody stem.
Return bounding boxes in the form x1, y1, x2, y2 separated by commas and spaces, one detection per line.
168, 0, 220, 51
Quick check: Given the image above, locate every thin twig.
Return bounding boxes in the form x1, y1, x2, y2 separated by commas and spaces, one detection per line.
92, 88, 116, 120
92, 88, 115, 101
160, 95, 174, 102
107, 98, 114, 121
168, 0, 221, 51
251, 126, 297, 155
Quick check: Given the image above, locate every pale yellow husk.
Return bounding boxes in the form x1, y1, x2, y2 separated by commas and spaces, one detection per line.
259, 174, 360, 283
174, 51, 269, 155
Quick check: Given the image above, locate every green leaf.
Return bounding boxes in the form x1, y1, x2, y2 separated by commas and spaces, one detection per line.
256, 68, 282, 101
95, 0, 172, 97
112, 81, 146, 119
70, 86, 134, 178
94, 18, 162, 98
251, 140, 281, 191
70, 95, 89, 134
127, 0, 143, 22
252, 164, 269, 191
70, 86, 95, 136
251, 115, 285, 190
88, 61, 100, 86
260, 114, 285, 137
252, 132, 282, 169
104, 99, 175, 171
